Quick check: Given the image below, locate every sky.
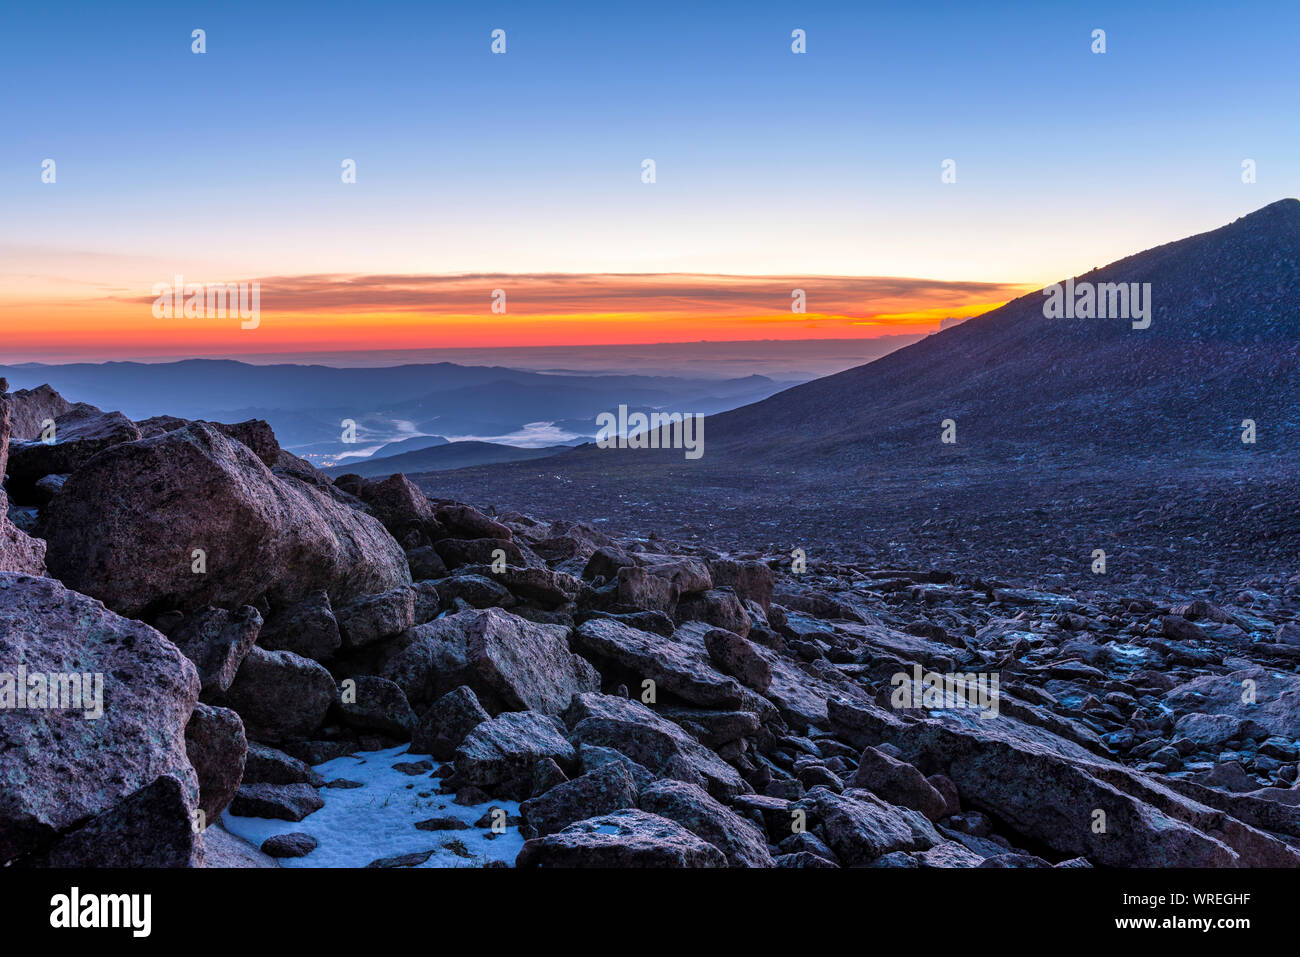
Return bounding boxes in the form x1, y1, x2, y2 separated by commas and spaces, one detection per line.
2, 1, 1298, 362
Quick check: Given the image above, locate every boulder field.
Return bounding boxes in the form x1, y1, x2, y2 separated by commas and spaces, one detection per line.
2, 382, 1299, 868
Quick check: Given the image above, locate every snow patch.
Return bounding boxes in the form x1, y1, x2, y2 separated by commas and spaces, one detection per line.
222, 745, 524, 868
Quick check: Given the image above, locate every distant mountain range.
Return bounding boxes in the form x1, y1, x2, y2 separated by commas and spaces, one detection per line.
0, 360, 804, 467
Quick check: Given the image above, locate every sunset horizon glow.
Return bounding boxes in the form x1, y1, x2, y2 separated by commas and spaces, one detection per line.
0, 271, 1032, 363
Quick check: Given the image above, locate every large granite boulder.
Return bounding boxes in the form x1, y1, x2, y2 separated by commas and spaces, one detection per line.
0, 573, 200, 864
41, 423, 410, 617
375, 607, 600, 714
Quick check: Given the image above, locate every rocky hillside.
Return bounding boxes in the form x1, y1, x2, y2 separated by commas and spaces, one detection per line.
2, 381, 1299, 867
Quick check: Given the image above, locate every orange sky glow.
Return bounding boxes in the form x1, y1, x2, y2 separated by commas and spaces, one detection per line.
0, 272, 1035, 361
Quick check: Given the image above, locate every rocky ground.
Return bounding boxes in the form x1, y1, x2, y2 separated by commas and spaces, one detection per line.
2, 381, 1299, 868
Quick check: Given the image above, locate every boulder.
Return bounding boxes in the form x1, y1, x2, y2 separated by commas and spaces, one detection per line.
258, 590, 342, 662
336, 674, 418, 737
41, 422, 410, 617
336, 586, 416, 649
643, 557, 712, 594
572, 617, 744, 708
229, 782, 325, 821
435, 537, 531, 570
793, 787, 940, 866
435, 503, 512, 541
406, 546, 447, 581
583, 545, 636, 582
358, 473, 441, 545
1174, 712, 1247, 749
433, 573, 514, 609
218, 647, 336, 744
411, 685, 490, 760
242, 742, 321, 786
376, 607, 599, 714
563, 693, 748, 801
4, 384, 73, 440
185, 703, 248, 823
614, 564, 679, 614
829, 699, 1300, 867
39, 775, 205, 868
676, 588, 751, 637
1166, 667, 1300, 741
160, 604, 262, 693
638, 778, 774, 866
0, 491, 45, 575
703, 628, 773, 693
0, 394, 47, 574
454, 711, 577, 800
261, 832, 318, 858
0, 573, 200, 864
520, 762, 640, 837
6, 406, 142, 489
577, 744, 659, 790
516, 808, 727, 868
708, 559, 775, 611
849, 746, 950, 822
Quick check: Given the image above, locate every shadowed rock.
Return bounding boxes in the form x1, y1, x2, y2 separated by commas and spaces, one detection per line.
39, 775, 205, 868
638, 778, 775, 867
185, 703, 247, 823
516, 808, 727, 868
217, 647, 336, 744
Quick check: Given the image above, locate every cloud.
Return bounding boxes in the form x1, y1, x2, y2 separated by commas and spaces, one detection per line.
110, 271, 1032, 317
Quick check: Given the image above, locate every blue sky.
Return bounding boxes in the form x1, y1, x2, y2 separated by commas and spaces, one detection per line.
1, 0, 1297, 357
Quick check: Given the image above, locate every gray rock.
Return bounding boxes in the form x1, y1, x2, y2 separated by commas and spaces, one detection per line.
39, 775, 205, 868
258, 590, 342, 662
161, 604, 262, 693
41, 422, 410, 618
563, 693, 748, 801
638, 778, 775, 866
377, 607, 599, 714
185, 703, 247, 823
411, 685, 490, 760
337, 674, 418, 737
337, 586, 416, 649
454, 711, 577, 800
516, 808, 727, 868
572, 617, 744, 708
219, 646, 336, 744
260, 832, 319, 858
229, 782, 324, 821
521, 762, 640, 837
0, 573, 200, 864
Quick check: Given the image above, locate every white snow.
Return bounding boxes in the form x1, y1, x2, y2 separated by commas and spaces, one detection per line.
221, 745, 524, 868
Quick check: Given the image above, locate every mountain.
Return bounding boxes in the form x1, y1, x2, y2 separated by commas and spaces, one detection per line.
324, 440, 566, 478
416, 200, 1300, 585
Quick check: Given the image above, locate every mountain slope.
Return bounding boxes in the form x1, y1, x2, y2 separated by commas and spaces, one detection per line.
700, 198, 1300, 465
325, 441, 566, 479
